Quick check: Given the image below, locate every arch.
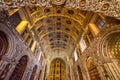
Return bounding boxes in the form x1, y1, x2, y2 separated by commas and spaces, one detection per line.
106, 32, 120, 59
0, 23, 16, 58
0, 31, 9, 60
77, 65, 83, 80
9, 55, 28, 80
86, 57, 101, 80
46, 58, 66, 80
99, 31, 120, 80
98, 25, 120, 57
30, 65, 37, 80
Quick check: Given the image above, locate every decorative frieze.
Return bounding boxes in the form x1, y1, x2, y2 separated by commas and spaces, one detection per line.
0, 0, 120, 19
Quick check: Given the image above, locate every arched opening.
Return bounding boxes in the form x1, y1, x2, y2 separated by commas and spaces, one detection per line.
87, 57, 101, 80
107, 33, 120, 61
0, 31, 8, 60
102, 32, 120, 80
77, 66, 83, 80
9, 55, 28, 80
30, 65, 37, 80
46, 58, 66, 80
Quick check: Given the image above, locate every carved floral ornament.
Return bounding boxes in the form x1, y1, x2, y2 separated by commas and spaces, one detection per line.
0, 0, 120, 19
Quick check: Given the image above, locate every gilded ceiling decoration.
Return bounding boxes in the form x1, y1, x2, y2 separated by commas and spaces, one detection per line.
31, 7, 85, 25
35, 16, 82, 56
0, 0, 120, 19
31, 7, 85, 57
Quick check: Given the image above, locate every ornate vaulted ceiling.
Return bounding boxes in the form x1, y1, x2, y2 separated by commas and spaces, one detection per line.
36, 16, 81, 55
2, 0, 120, 61
32, 7, 86, 59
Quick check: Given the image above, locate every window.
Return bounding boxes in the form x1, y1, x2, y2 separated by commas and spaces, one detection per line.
95, 16, 105, 29
74, 49, 78, 61
80, 38, 87, 52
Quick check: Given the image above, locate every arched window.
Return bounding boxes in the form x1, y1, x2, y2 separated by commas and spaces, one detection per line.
9, 55, 28, 80
30, 65, 37, 80
77, 66, 83, 80
0, 31, 8, 60
46, 58, 66, 80
87, 57, 101, 80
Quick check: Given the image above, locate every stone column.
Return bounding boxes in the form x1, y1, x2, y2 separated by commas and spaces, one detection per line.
66, 61, 71, 80
81, 65, 90, 80
80, 60, 91, 80
69, 59, 74, 80
96, 64, 107, 80
22, 65, 33, 80
95, 59, 109, 80
73, 66, 78, 80
36, 69, 41, 80
0, 56, 10, 74
41, 64, 46, 80
4, 61, 17, 80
